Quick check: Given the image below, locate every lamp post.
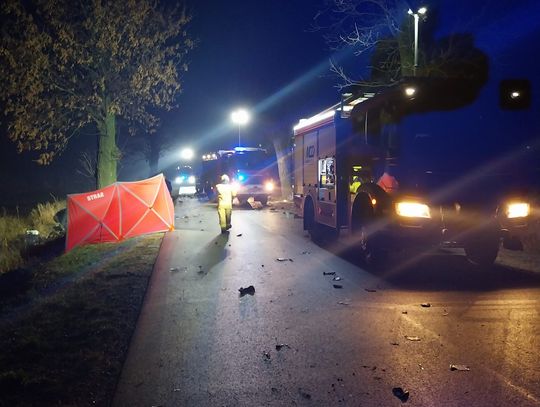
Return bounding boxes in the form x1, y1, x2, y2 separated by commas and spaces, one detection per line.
408, 6, 427, 76
231, 108, 250, 147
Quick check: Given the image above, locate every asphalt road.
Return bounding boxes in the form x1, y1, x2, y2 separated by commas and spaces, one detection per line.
113, 197, 540, 407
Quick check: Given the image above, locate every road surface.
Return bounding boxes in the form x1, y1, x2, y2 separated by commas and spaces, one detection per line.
113, 197, 540, 406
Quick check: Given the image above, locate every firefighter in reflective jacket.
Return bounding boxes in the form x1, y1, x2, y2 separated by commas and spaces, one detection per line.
216, 174, 236, 233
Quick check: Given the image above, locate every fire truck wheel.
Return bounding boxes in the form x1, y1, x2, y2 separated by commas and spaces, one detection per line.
464, 237, 500, 268
304, 199, 322, 241
351, 203, 382, 268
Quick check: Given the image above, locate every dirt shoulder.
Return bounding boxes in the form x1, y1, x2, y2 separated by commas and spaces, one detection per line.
0, 233, 163, 407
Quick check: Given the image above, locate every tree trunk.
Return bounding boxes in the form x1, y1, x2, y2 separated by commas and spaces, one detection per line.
273, 137, 293, 200
97, 112, 118, 188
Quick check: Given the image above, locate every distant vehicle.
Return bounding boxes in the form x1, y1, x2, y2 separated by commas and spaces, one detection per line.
293, 74, 539, 268
172, 165, 197, 197
200, 147, 277, 205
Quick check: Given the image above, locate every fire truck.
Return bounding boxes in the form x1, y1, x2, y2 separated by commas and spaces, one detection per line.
200, 147, 277, 205
293, 77, 539, 267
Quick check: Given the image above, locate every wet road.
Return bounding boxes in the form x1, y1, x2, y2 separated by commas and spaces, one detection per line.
113, 197, 540, 407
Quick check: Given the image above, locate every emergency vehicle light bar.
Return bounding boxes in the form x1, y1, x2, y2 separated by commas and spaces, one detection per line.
293, 110, 335, 132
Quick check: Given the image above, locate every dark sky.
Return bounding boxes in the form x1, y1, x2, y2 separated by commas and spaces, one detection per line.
1, 0, 540, 207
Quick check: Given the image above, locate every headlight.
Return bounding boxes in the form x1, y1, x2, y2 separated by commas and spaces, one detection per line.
265, 181, 274, 192
505, 202, 530, 218
175, 176, 182, 184
395, 201, 431, 218
188, 175, 196, 184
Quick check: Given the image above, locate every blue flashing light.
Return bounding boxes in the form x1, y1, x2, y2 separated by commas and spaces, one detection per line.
237, 174, 246, 182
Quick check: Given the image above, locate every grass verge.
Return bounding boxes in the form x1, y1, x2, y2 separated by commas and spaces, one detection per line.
0, 233, 163, 407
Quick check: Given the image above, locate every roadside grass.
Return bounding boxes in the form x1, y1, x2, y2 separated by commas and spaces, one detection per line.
0, 233, 163, 407
0, 199, 66, 275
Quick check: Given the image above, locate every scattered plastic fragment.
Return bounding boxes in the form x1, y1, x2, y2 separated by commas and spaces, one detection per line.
333, 284, 343, 289
169, 267, 179, 272
404, 336, 421, 341
333, 276, 342, 281
173, 388, 181, 392
275, 344, 291, 351
338, 301, 350, 306
299, 389, 311, 400
392, 387, 410, 402
323, 271, 336, 276
301, 251, 311, 255
276, 258, 293, 262
237, 233, 243, 237
402, 311, 408, 314
365, 288, 377, 292
450, 364, 470, 371
421, 303, 431, 307
239, 285, 255, 296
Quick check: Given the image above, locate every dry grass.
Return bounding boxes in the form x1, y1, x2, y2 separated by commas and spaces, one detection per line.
0, 200, 66, 274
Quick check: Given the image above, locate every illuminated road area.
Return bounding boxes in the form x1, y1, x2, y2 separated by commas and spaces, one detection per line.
114, 198, 540, 407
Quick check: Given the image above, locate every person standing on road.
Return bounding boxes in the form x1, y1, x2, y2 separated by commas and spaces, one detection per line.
216, 174, 236, 233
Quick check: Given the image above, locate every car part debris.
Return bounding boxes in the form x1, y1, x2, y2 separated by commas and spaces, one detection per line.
338, 301, 350, 306
333, 284, 343, 289
323, 271, 336, 275
392, 387, 410, 402
420, 303, 431, 307
404, 336, 421, 341
365, 288, 376, 292
276, 257, 293, 262
275, 344, 291, 351
450, 364, 470, 371
237, 233, 243, 237
333, 276, 342, 281
239, 285, 255, 296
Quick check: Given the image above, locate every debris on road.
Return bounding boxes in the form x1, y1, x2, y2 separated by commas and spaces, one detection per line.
402, 311, 408, 314
421, 303, 431, 307
276, 257, 293, 262
263, 351, 271, 360
442, 310, 449, 316
169, 267, 179, 272
301, 251, 311, 255
365, 288, 377, 292
333, 284, 343, 289
450, 364, 470, 371
323, 271, 336, 276
333, 276, 342, 281
275, 344, 291, 351
239, 285, 255, 296
298, 389, 312, 400
237, 233, 243, 237
390, 342, 400, 346
404, 336, 421, 341
338, 301, 350, 306
392, 387, 410, 402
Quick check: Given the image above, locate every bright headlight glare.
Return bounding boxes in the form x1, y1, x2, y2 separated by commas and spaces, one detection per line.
175, 177, 181, 184
395, 201, 431, 218
265, 181, 274, 192
188, 175, 195, 184
506, 202, 529, 218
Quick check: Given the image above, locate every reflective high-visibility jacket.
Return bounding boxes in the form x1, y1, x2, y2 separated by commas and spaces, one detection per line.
216, 183, 236, 209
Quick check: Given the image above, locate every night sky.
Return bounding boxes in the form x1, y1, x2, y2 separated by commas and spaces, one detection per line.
1, 0, 539, 208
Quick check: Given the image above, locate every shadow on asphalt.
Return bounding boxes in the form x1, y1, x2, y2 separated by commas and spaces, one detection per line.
320, 239, 540, 292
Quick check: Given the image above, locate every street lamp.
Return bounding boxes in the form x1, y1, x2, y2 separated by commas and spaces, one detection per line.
231, 108, 250, 147
180, 147, 194, 161
408, 6, 427, 77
